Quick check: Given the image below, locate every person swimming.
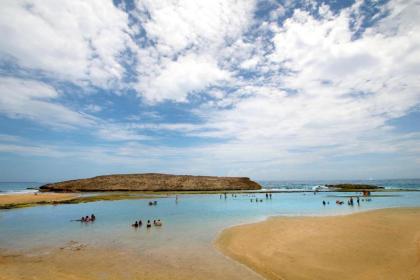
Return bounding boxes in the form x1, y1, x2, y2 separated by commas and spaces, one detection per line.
91, 214, 96, 221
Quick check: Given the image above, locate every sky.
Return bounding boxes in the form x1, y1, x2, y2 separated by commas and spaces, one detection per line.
0, 0, 419, 182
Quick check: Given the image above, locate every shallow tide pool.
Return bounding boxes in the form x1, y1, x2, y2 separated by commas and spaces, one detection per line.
1, 191, 420, 252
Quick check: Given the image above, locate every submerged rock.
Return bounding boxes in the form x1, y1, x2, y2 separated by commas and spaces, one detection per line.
39, 173, 262, 192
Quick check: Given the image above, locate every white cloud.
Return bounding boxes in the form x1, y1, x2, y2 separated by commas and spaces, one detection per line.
137, 54, 229, 102
132, 0, 255, 102
84, 104, 103, 113
0, 77, 95, 128
135, 0, 255, 54
95, 124, 151, 142
0, 0, 131, 87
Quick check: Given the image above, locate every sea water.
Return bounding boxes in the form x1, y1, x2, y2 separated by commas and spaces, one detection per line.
1, 190, 420, 252
0, 182, 42, 195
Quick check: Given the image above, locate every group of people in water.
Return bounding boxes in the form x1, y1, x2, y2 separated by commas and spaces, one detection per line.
79, 214, 96, 222
219, 192, 274, 202
326, 195, 371, 206
131, 219, 162, 228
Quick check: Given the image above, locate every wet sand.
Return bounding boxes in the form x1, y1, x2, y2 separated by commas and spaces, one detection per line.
0, 193, 78, 207
0, 241, 261, 280
216, 208, 420, 280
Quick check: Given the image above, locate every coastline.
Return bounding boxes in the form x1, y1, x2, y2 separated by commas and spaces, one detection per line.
2, 188, 418, 209
0, 193, 79, 209
216, 207, 420, 280
0, 192, 164, 209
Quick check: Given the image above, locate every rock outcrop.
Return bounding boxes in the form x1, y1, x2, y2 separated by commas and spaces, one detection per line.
325, 184, 383, 190
39, 173, 262, 192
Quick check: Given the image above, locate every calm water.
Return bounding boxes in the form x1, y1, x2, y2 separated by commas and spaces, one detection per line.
1, 191, 420, 252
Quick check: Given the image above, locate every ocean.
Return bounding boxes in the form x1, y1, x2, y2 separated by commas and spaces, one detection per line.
0, 182, 43, 194
259, 178, 420, 191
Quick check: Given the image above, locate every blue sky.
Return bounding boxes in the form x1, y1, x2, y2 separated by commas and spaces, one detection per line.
0, 0, 419, 182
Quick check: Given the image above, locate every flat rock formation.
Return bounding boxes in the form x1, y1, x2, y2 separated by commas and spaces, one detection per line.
326, 183, 383, 190
39, 173, 262, 192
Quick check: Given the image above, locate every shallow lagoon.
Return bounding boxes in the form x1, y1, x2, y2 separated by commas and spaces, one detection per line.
1, 191, 420, 252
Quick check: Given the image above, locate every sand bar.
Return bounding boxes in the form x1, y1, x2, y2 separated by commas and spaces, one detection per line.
0, 193, 78, 208
216, 208, 420, 280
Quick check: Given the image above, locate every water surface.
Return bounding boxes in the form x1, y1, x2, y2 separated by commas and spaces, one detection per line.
1, 191, 420, 251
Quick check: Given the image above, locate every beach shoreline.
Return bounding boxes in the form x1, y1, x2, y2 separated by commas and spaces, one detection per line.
0, 193, 79, 209
216, 207, 420, 280
0, 192, 169, 209
2, 188, 417, 209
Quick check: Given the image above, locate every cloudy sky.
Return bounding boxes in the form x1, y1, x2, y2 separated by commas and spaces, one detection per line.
0, 0, 419, 182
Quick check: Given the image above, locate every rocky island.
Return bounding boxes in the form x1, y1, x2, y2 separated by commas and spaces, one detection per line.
39, 173, 262, 192
325, 183, 384, 191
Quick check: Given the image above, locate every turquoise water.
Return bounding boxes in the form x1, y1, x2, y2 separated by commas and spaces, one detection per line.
1, 191, 420, 251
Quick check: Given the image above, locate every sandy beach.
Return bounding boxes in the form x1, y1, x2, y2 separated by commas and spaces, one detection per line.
0, 193, 78, 208
217, 208, 420, 280
0, 242, 261, 280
